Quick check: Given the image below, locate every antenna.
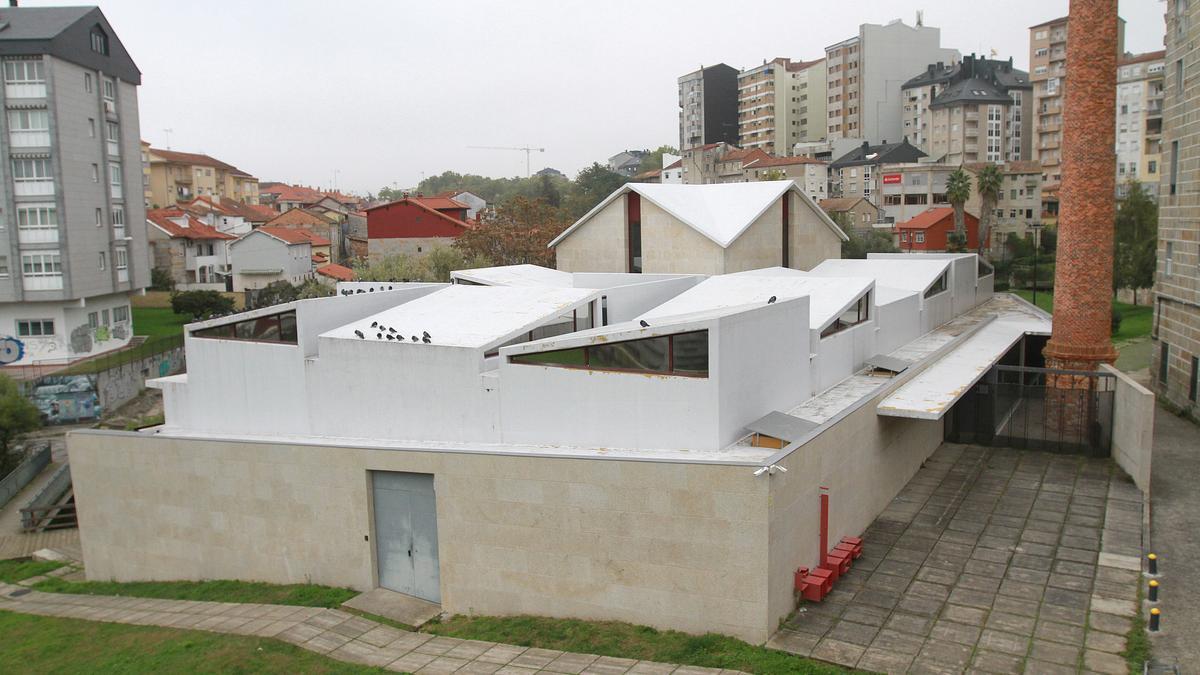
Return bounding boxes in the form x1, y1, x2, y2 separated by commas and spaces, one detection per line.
916, 10, 924, 27
162, 128, 173, 149
467, 145, 547, 177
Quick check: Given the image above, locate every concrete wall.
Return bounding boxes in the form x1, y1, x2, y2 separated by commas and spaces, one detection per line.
554, 197, 628, 273
813, 320, 876, 393
368, 237, 456, 261
765, 382, 944, 632
723, 199, 785, 273
69, 431, 773, 642
1102, 364, 1154, 494
641, 200, 725, 275
96, 343, 184, 410
875, 295, 922, 355
787, 195, 844, 271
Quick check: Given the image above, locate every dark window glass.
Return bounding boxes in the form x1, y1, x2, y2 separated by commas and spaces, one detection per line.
193, 310, 298, 345
924, 273, 948, 298
591, 336, 668, 371
511, 347, 586, 366
280, 313, 298, 343
671, 331, 709, 374
1190, 356, 1198, 402
252, 316, 281, 341
1160, 343, 1170, 385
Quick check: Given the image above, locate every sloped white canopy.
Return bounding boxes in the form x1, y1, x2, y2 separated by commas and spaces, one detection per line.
808, 258, 952, 295
451, 264, 574, 287
548, 181, 848, 250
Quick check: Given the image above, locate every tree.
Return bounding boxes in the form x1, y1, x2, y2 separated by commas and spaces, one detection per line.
353, 253, 431, 282
296, 278, 335, 299
170, 290, 234, 319
0, 373, 40, 476
254, 280, 300, 308
150, 268, 175, 292
454, 197, 569, 267
536, 174, 562, 208
1113, 181, 1158, 302
945, 168, 972, 240
974, 164, 1003, 257
564, 163, 627, 219
635, 145, 679, 176
841, 226, 899, 259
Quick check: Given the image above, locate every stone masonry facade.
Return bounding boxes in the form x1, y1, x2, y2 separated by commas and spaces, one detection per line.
1152, 0, 1200, 416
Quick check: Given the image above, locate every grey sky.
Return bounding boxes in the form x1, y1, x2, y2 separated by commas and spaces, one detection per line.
30, 0, 1164, 194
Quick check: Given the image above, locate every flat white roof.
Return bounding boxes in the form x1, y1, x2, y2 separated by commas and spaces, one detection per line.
877, 296, 1052, 420
639, 275, 872, 331
549, 181, 847, 249
451, 264, 574, 288
321, 285, 598, 349
808, 258, 952, 295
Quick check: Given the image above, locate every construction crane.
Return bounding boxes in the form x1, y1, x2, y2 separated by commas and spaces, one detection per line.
467, 145, 546, 177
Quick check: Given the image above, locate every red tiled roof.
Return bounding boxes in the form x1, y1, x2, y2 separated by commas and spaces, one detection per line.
364, 198, 471, 229
149, 148, 253, 177
414, 196, 468, 211
1120, 50, 1166, 66
820, 197, 873, 212
720, 148, 772, 165
664, 159, 683, 170
258, 226, 331, 246
316, 264, 355, 282
898, 207, 957, 230
746, 155, 827, 168
312, 252, 328, 263
146, 208, 236, 240
265, 208, 330, 227
242, 203, 278, 221
260, 183, 326, 203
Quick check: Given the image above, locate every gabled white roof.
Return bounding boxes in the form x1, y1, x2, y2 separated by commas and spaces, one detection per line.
640, 274, 873, 331
451, 264, 574, 287
808, 258, 951, 295
548, 181, 848, 249
321, 285, 598, 349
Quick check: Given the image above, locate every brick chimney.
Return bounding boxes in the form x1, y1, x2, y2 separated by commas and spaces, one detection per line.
1043, 0, 1119, 428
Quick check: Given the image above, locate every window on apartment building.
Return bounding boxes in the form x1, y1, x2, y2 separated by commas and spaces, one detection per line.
103, 78, 115, 101
101, 309, 110, 326
90, 26, 109, 55
905, 194, 928, 205
1149, 160, 1158, 174
8, 109, 48, 134
192, 309, 299, 345
91, 163, 99, 182
115, 247, 127, 270
0, 256, 8, 277
16, 319, 54, 337
510, 330, 709, 377
1160, 343, 1170, 385
884, 194, 901, 205
1165, 242, 1175, 275
114, 305, 129, 323
109, 162, 122, 196
21, 251, 61, 278
84, 72, 93, 93
87, 312, 98, 329
3, 60, 44, 85
98, 251, 106, 270
17, 205, 56, 231
88, 118, 96, 137
95, 207, 103, 226
820, 292, 871, 339
1176, 59, 1185, 96
1170, 141, 1179, 195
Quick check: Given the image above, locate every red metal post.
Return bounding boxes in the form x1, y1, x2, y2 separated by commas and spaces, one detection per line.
819, 487, 829, 560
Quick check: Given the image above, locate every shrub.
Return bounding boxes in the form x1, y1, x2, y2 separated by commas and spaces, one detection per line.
149, 268, 175, 292
1111, 311, 1123, 334
170, 290, 234, 320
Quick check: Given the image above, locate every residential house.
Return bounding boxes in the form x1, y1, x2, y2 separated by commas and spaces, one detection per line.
820, 197, 880, 231
895, 207, 981, 252
550, 181, 847, 275
147, 148, 259, 207
680, 141, 736, 184
738, 57, 827, 155
146, 208, 236, 289
0, 6, 149, 365
829, 139, 926, 201
741, 155, 828, 201
1116, 51, 1166, 197
258, 182, 326, 212
825, 19, 959, 141
263, 208, 340, 261
901, 54, 1033, 163
228, 227, 316, 291
365, 196, 470, 261
608, 150, 647, 177
678, 63, 739, 149
715, 147, 771, 182
432, 190, 486, 220
315, 263, 355, 285
662, 159, 684, 184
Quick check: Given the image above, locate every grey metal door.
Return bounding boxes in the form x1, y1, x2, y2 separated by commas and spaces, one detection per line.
372, 472, 440, 603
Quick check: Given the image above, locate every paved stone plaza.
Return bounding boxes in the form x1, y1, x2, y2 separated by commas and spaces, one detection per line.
767, 443, 1144, 674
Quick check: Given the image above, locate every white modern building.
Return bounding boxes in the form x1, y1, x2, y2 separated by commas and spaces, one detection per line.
66, 249, 1064, 645
0, 6, 149, 366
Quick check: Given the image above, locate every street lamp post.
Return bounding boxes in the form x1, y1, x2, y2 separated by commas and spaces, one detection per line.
1028, 223, 1044, 308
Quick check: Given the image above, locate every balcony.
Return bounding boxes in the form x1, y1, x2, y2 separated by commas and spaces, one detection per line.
112, 225, 126, 240
117, 267, 129, 283
965, 112, 979, 122
107, 139, 119, 156
5, 82, 45, 99
17, 227, 57, 245
103, 99, 117, 116
22, 274, 62, 291
9, 130, 49, 148
14, 179, 53, 197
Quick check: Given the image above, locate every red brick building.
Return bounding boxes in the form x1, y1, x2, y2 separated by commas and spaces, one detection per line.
895, 207, 981, 251
365, 197, 470, 261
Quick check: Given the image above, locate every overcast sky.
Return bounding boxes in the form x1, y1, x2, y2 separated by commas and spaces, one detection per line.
30, 0, 1165, 194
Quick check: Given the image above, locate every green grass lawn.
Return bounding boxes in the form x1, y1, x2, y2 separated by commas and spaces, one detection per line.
32, 578, 358, 608
424, 615, 850, 675
132, 306, 190, 340
0, 559, 65, 584
0, 610, 385, 674
1010, 290, 1153, 343
58, 307, 188, 374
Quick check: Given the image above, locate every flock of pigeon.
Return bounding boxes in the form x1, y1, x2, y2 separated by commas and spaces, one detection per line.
355, 320, 431, 343
340, 284, 400, 296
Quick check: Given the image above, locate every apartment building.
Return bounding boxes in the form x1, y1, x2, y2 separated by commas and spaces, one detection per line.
678, 63, 739, 150
742, 156, 829, 201
829, 139, 926, 202
825, 19, 958, 142
1116, 51, 1166, 197
679, 141, 735, 185
901, 54, 1033, 164
737, 58, 826, 155
1028, 16, 1126, 190
1152, 0, 1200, 417
876, 161, 1043, 253
0, 6, 149, 366
147, 148, 259, 208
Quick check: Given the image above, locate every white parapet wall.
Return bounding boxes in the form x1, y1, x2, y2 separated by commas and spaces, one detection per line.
1101, 364, 1155, 494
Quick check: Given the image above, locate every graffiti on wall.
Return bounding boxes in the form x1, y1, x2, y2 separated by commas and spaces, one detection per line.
31, 374, 101, 424
0, 336, 24, 365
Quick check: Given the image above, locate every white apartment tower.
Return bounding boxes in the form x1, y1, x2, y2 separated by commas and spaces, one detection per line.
0, 6, 148, 366
737, 58, 827, 155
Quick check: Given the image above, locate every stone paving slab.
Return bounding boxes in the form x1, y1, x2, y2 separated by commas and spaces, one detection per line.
0, 582, 749, 674
770, 443, 1145, 674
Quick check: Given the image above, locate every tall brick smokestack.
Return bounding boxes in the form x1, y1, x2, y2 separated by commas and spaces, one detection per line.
1044, 0, 1119, 372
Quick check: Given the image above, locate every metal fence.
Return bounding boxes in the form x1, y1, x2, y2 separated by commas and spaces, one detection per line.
0, 443, 51, 510
20, 463, 72, 532
946, 364, 1115, 457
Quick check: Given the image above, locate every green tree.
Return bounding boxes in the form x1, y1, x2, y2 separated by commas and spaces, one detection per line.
352, 253, 431, 282
564, 163, 628, 220
635, 145, 678, 176
170, 290, 234, 320
1113, 181, 1158, 303
536, 174, 562, 208
455, 197, 568, 267
974, 164, 1003, 257
254, 280, 300, 308
296, 278, 335, 299
0, 373, 41, 476
841, 225, 899, 258
945, 168, 972, 240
